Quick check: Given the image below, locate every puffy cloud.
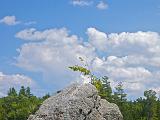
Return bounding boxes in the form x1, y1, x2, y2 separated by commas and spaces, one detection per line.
0, 15, 20, 25
87, 28, 160, 99
15, 28, 96, 90
96, 1, 108, 10
0, 72, 37, 97
87, 28, 160, 66
70, 0, 109, 10
87, 27, 108, 51
91, 57, 152, 80
71, 0, 93, 6
87, 27, 160, 56
15, 28, 69, 41
0, 15, 37, 26
15, 27, 160, 99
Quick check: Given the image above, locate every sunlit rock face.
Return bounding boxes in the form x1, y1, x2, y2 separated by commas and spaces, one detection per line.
28, 83, 123, 120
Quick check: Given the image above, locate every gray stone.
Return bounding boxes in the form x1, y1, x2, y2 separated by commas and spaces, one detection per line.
28, 83, 123, 120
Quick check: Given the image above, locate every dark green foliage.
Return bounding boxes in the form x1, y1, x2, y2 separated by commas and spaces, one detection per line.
0, 86, 49, 120
19, 86, 26, 96
26, 87, 32, 97
94, 76, 112, 102
113, 82, 127, 106
144, 90, 158, 120
8, 88, 17, 96
42, 93, 50, 100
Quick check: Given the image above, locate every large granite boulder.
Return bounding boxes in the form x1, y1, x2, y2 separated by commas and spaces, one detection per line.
28, 83, 123, 120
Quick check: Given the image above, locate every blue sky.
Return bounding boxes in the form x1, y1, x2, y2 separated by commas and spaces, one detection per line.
0, 0, 160, 99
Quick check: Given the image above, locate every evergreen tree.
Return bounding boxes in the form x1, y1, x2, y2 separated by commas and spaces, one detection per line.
99, 76, 112, 101
113, 82, 127, 118
26, 87, 32, 97
42, 93, 50, 100
19, 86, 26, 96
8, 87, 17, 96
157, 99, 160, 119
144, 90, 158, 120
113, 82, 127, 105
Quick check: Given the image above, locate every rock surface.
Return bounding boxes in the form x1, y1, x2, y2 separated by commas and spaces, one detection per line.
28, 83, 123, 120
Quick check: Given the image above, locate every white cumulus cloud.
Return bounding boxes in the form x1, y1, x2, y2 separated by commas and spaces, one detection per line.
71, 0, 93, 6
15, 28, 96, 90
87, 27, 160, 99
87, 27, 160, 56
0, 15, 20, 25
96, 1, 108, 10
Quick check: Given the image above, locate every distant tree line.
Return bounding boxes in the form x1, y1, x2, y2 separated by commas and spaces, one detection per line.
0, 86, 50, 120
0, 79, 160, 120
